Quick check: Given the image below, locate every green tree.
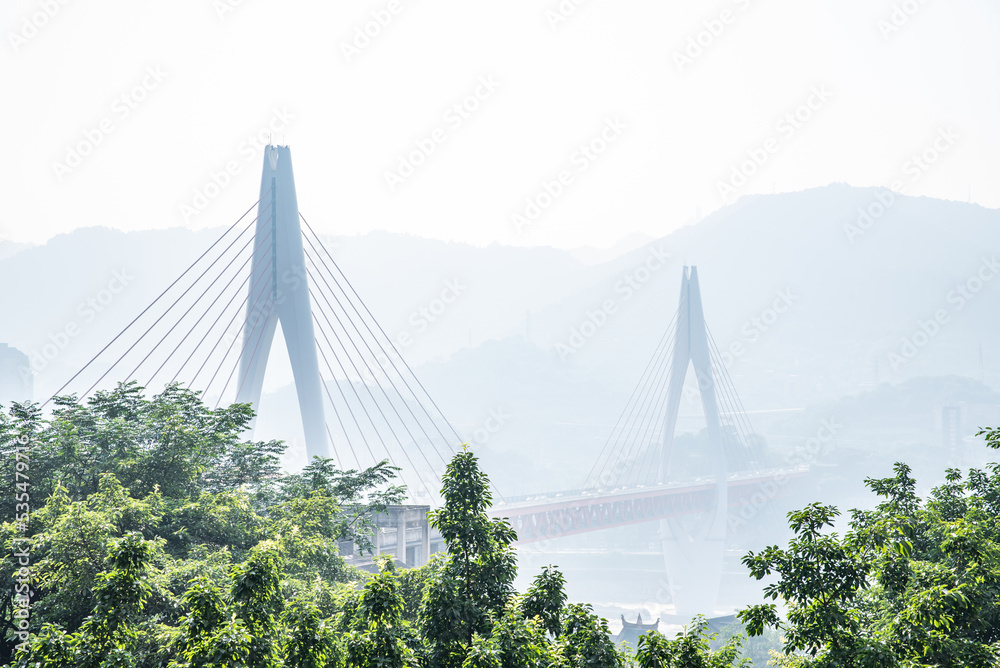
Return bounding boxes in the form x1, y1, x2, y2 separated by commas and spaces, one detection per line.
471, 600, 554, 668
20, 532, 154, 668
740, 443, 1000, 667
346, 557, 413, 668
231, 543, 283, 668
422, 448, 517, 668
634, 617, 750, 668
282, 597, 336, 668
556, 604, 621, 668
520, 565, 567, 637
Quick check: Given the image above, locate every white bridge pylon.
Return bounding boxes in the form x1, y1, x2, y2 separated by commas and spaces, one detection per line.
656, 266, 729, 615
235, 145, 328, 460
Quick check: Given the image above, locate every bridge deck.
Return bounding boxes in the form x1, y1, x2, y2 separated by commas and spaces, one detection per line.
488, 468, 808, 544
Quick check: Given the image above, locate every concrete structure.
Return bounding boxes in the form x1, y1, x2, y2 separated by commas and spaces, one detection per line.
491, 469, 806, 543
0, 344, 32, 407
236, 145, 328, 460
942, 405, 961, 452
339, 505, 443, 570
656, 267, 729, 615
371, 505, 436, 567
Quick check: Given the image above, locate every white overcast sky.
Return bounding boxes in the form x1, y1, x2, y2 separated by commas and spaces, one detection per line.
3, 0, 998, 249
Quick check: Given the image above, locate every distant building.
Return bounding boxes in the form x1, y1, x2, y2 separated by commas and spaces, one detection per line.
340, 505, 444, 571
0, 344, 32, 408
942, 405, 961, 452
614, 614, 660, 649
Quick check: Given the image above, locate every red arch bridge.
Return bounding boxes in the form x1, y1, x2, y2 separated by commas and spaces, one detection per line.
489, 468, 807, 544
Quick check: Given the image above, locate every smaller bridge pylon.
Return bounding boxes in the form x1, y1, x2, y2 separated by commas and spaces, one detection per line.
579, 266, 769, 615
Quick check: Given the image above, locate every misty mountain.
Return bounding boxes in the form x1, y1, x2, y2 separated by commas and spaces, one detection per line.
1, 185, 998, 492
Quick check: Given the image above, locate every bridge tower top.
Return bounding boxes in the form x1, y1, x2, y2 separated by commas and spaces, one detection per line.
236, 145, 328, 460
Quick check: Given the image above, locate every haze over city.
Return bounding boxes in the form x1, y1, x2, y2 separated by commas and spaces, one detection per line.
2, 2, 999, 665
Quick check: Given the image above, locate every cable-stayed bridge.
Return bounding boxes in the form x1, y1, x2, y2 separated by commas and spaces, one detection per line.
42, 146, 803, 612
43, 145, 459, 503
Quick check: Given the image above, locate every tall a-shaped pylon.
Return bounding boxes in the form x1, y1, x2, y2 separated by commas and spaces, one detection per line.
236, 145, 328, 460
657, 267, 728, 615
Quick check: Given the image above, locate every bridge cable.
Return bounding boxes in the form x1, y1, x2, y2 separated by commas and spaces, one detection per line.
311, 326, 385, 470
584, 315, 676, 490
705, 328, 761, 470
627, 341, 685, 488
310, 334, 365, 470
300, 226, 457, 463
41, 196, 264, 407
219, 299, 276, 409
306, 277, 440, 487
617, 324, 680, 488
584, 311, 677, 490
174, 226, 275, 388
303, 245, 449, 469
132, 220, 261, 389
300, 214, 462, 449
588, 311, 676, 484
80, 213, 259, 401
193, 257, 272, 394
309, 305, 434, 500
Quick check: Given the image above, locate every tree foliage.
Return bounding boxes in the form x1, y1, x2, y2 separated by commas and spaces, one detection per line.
739, 429, 1000, 667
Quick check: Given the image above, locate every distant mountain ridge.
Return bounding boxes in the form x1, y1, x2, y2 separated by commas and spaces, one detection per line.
1, 185, 998, 486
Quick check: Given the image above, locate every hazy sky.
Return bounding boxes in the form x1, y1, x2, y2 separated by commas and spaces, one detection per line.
3, 0, 998, 249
